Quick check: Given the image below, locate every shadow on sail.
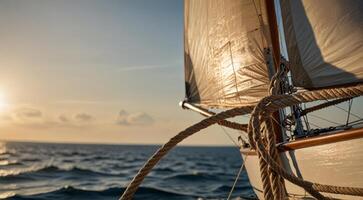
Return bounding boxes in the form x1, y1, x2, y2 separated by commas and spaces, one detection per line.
281, 0, 363, 89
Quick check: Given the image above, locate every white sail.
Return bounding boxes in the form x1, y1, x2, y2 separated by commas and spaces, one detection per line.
280, 0, 363, 89
184, 0, 274, 108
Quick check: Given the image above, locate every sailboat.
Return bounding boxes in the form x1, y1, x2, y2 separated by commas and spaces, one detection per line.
120, 0, 363, 199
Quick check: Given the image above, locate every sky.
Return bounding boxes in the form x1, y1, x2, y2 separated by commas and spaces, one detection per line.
0, 0, 361, 146
0, 0, 243, 146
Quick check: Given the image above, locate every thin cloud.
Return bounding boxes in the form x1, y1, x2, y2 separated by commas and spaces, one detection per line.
6, 107, 48, 129
58, 114, 70, 123
127, 112, 154, 126
15, 108, 42, 119
117, 61, 181, 72
74, 113, 93, 122
119, 109, 128, 116
116, 110, 154, 126
0, 108, 96, 129
0, 114, 13, 121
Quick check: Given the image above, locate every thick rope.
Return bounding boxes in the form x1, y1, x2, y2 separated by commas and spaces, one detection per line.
218, 120, 248, 132
249, 84, 363, 199
263, 62, 288, 200
265, 117, 285, 200
251, 102, 326, 199
119, 84, 363, 200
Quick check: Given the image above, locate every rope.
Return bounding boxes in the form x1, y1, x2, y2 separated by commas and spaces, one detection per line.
218, 120, 248, 132
227, 155, 248, 200
249, 84, 363, 199
119, 106, 254, 200
119, 84, 363, 200
346, 99, 353, 126
219, 126, 239, 147
331, 100, 362, 120
263, 62, 288, 200
300, 97, 351, 117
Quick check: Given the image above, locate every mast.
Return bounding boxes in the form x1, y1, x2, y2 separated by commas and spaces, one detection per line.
265, 0, 283, 143
265, 0, 280, 69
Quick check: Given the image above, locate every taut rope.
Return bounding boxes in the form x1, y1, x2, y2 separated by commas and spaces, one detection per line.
119, 106, 255, 200
120, 84, 363, 200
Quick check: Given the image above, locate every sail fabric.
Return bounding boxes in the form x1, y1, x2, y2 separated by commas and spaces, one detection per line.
184, 0, 273, 108
280, 0, 363, 89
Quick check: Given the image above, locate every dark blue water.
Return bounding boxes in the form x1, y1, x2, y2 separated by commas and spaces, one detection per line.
0, 142, 256, 200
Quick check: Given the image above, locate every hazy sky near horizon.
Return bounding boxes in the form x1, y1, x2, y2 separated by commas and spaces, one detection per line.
0, 0, 361, 146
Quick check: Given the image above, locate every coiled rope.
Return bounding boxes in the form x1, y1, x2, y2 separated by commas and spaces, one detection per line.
119, 84, 363, 200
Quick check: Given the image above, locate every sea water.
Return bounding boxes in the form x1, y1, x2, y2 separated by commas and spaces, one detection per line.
0, 142, 256, 200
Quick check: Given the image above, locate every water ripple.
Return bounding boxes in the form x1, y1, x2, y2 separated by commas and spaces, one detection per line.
0, 142, 256, 200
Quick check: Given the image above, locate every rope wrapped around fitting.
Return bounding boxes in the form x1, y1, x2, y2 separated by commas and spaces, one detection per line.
249, 84, 363, 199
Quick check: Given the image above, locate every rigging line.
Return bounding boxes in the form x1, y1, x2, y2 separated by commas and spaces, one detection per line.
307, 121, 322, 129
327, 99, 362, 120
346, 118, 363, 126
270, 115, 292, 141
271, 114, 288, 133
308, 113, 341, 126
219, 126, 239, 147
346, 99, 353, 126
348, 121, 363, 127
302, 115, 311, 131
283, 109, 294, 136
239, 132, 249, 144
227, 154, 249, 200
302, 103, 311, 131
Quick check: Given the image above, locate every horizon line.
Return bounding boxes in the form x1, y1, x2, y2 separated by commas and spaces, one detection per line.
0, 139, 237, 147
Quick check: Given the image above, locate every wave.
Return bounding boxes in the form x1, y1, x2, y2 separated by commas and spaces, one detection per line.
0, 165, 125, 182
1, 143, 256, 200
164, 173, 221, 182
0, 151, 16, 156
154, 167, 177, 173
59, 151, 88, 157
20, 158, 41, 162
7, 186, 196, 200
213, 184, 251, 192
0, 160, 21, 167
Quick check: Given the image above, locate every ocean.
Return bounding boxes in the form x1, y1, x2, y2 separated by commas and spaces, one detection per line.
0, 142, 256, 200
